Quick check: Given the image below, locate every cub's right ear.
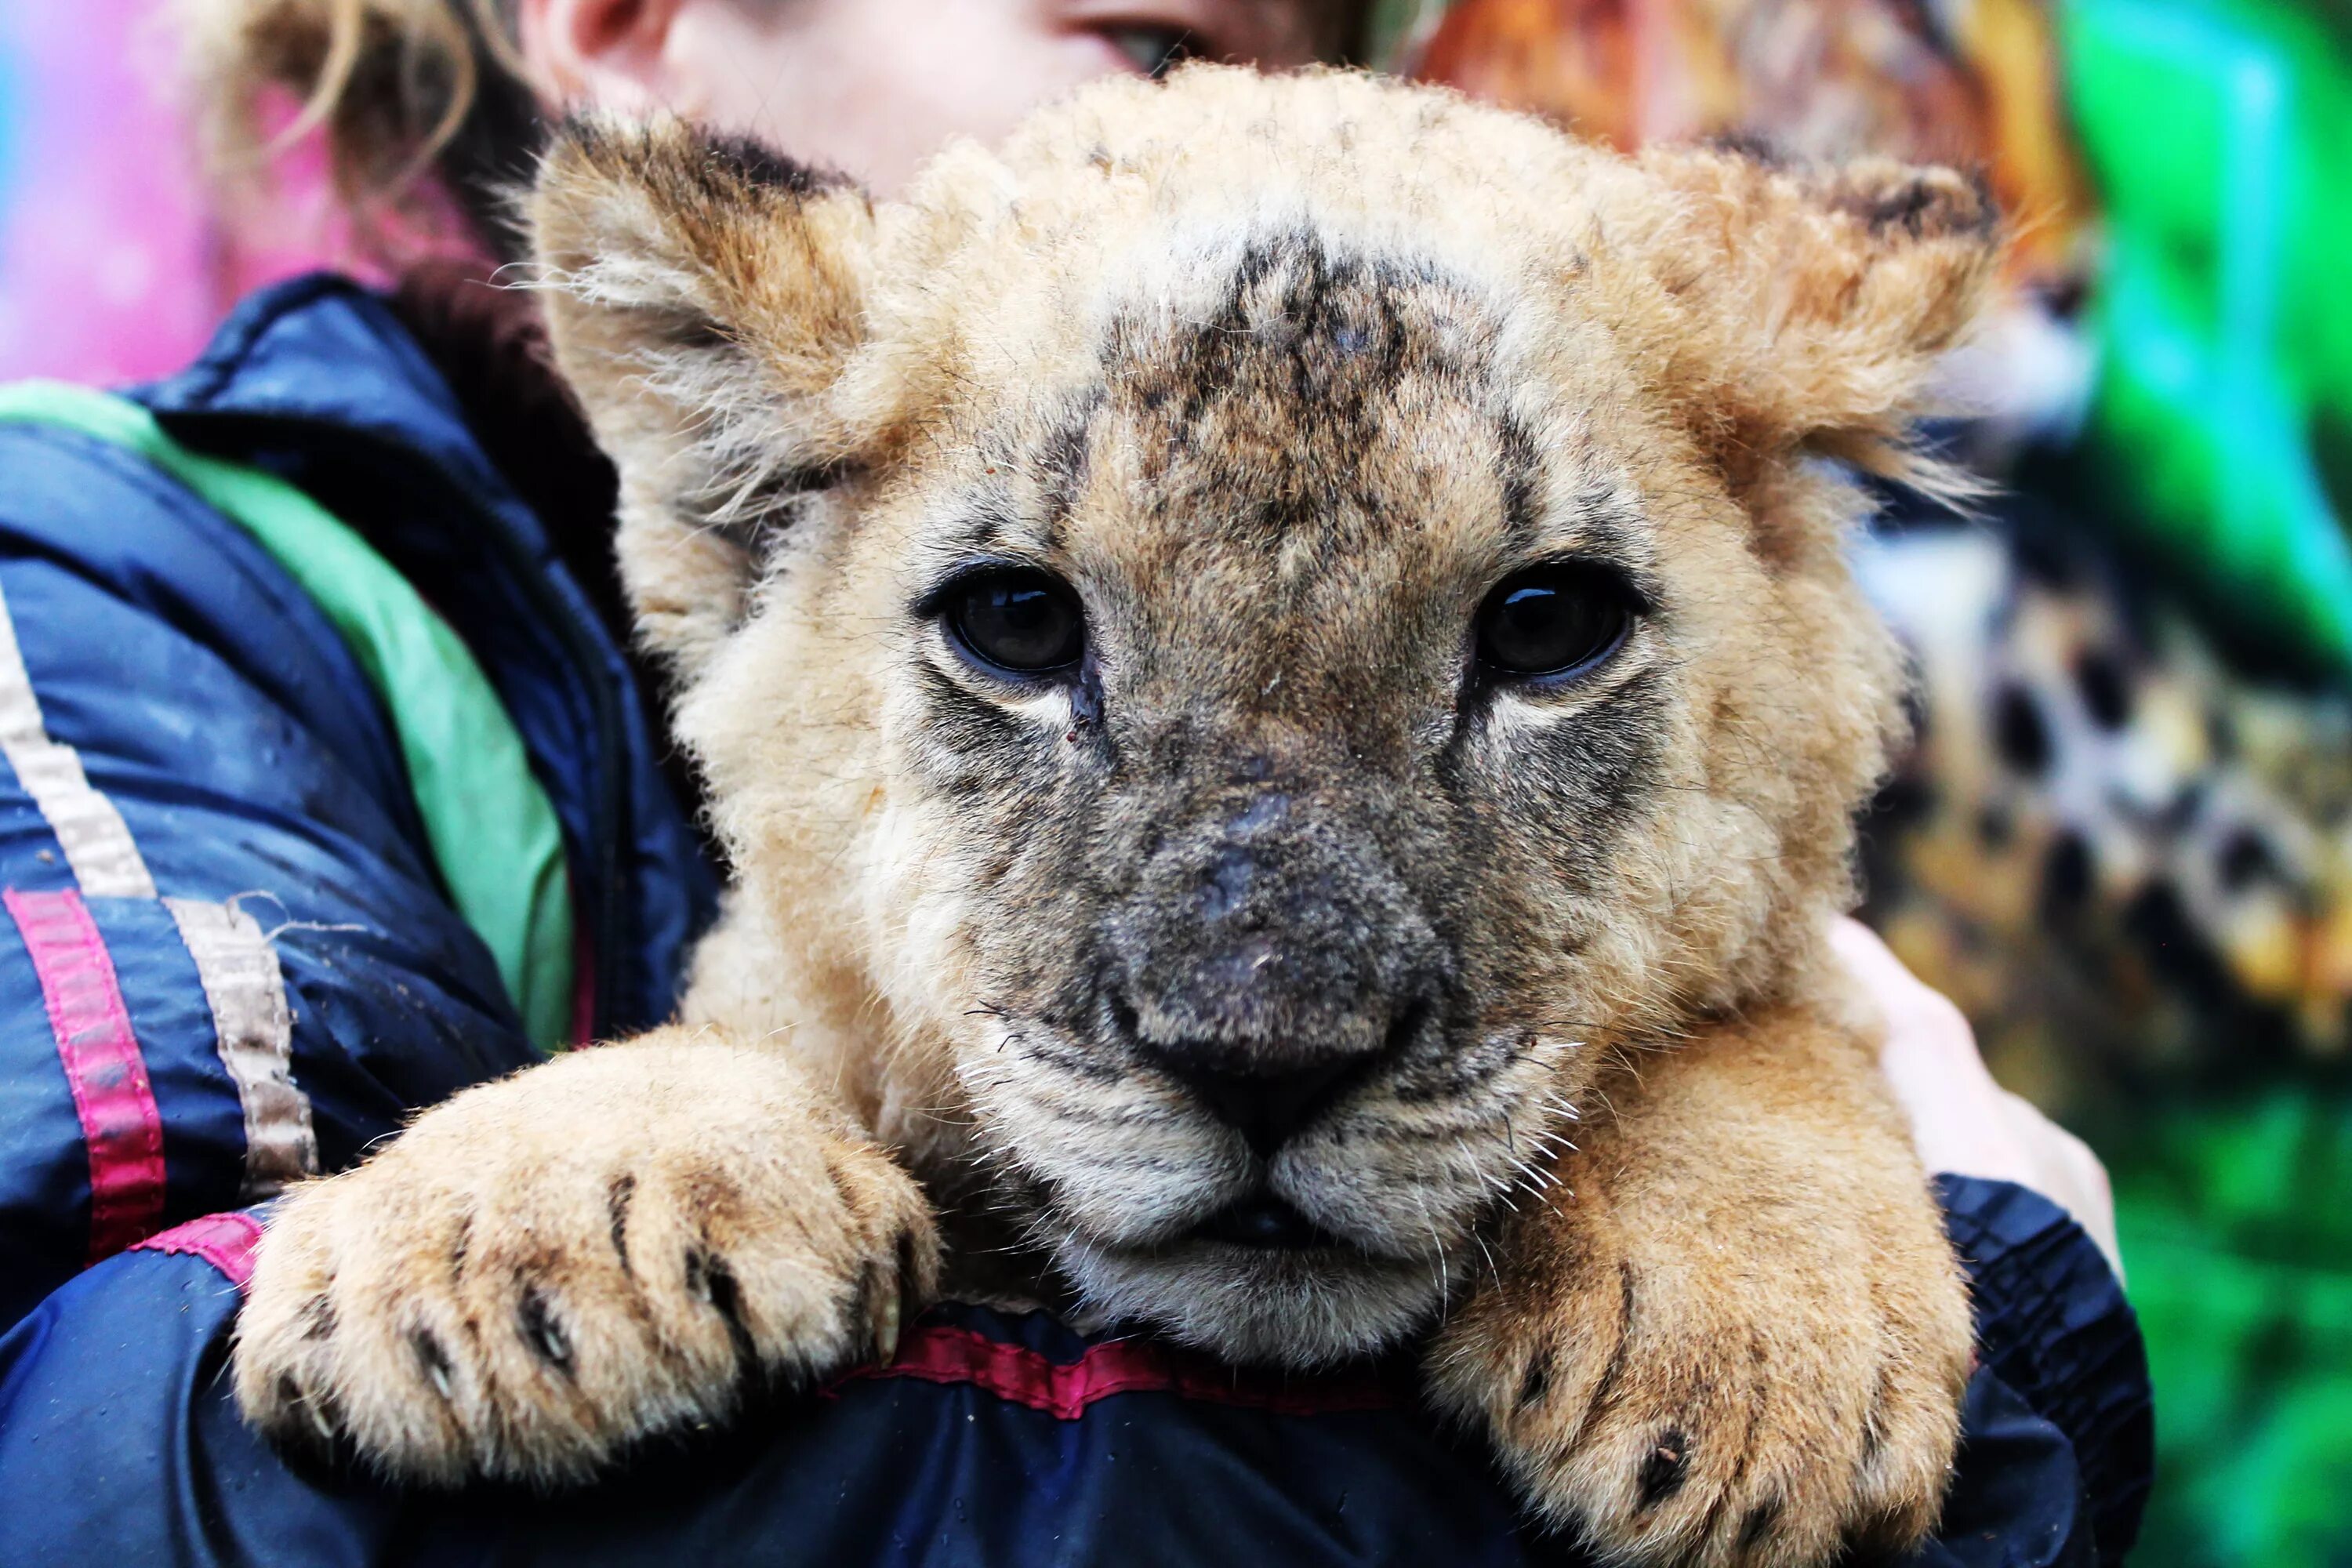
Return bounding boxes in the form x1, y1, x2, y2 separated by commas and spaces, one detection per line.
529, 116, 876, 673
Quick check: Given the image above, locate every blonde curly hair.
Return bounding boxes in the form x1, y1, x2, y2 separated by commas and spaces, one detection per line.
176, 0, 533, 243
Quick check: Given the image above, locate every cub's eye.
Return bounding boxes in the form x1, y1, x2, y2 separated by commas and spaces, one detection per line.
1475, 564, 1635, 679
1102, 23, 1197, 78
944, 568, 1087, 675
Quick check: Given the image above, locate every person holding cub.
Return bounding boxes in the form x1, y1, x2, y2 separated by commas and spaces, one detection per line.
0, 2, 2144, 1563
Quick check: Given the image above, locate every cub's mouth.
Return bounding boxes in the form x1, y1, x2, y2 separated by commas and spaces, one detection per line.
1191, 1192, 1344, 1250
1049, 1193, 1470, 1368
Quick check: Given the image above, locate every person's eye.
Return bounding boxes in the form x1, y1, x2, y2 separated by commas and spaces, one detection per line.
943, 568, 1088, 676
1101, 23, 1200, 78
1474, 564, 1637, 680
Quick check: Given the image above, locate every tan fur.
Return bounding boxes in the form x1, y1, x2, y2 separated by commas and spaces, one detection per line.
234, 67, 1994, 1566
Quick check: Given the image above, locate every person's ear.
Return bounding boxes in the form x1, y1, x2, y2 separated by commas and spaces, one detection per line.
512, 0, 695, 120
1602, 147, 2001, 546
531, 116, 878, 673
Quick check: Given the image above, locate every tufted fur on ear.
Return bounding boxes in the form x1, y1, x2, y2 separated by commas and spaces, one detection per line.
529, 116, 877, 674
1602, 145, 2001, 547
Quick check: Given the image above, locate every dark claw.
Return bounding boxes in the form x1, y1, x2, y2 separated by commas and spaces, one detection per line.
411, 1327, 458, 1399
851, 1257, 884, 1358
518, 1288, 573, 1372
607, 1174, 637, 1274
690, 1247, 759, 1381
1636, 1428, 1691, 1511
1842, 1506, 1922, 1563
277, 1373, 339, 1446
1516, 1346, 1553, 1412
1738, 1496, 1783, 1550
298, 1291, 337, 1341
895, 1229, 921, 1298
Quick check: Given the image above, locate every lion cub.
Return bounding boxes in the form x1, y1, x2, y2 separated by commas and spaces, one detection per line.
234, 66, 1995, 1566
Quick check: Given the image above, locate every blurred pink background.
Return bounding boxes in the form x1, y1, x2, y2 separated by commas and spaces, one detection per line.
0, 0, 344, 387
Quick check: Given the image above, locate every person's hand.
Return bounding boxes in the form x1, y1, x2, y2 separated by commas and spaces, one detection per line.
1831, 917, 2122, 1279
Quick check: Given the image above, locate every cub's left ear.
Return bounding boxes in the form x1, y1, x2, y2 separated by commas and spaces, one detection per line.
529, 116, 878, 675
1621, 146, 2001, 500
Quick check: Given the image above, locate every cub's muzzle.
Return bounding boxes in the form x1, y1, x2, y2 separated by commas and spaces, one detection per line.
1103, 774, 1450, 1156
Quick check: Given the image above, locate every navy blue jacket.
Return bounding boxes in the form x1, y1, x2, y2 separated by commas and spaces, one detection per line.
0, 278, 2153, 1564
0, 1175, 2150, 1567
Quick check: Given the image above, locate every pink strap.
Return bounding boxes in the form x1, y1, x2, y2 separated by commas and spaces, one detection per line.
5, 887, 169, 1264
833, 1323, 1398, 1421
129, 1210, 264, 1288
109, 1214, 1402, 1414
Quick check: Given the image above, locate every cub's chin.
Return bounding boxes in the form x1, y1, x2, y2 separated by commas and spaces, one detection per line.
1051, 1200, 1456, 1367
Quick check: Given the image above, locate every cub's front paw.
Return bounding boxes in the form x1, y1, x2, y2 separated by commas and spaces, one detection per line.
232, 1037, 938, 1485
1428, 1201, 1971, 1567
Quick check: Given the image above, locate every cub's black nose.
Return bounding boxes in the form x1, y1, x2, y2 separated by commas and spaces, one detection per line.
1149, 1051, 1373, 1156
1120, 993, 1431, 1155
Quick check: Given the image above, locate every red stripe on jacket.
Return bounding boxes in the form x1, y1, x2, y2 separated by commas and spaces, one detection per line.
835, 1323, 1399, 1420
130, 1210, 264, 1287
114, 1208, 1403, 1423
6, 887, 169, 1263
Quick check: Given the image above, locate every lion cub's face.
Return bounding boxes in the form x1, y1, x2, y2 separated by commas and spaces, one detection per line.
536, 67, 1993, 1363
